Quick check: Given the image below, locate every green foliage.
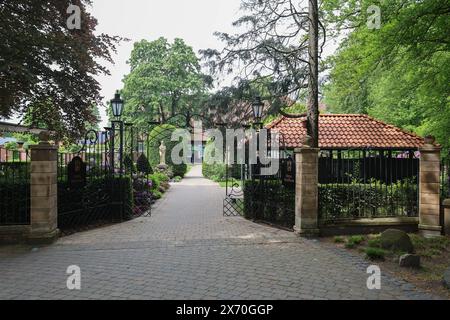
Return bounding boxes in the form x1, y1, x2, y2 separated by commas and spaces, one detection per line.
202, 162, 227, 181
409, 234, 450, 257
334, 236, 345, 243
318, 179, 418, 221
323, 0, 450, 154
343, 235, 365, 249
58, 176, 134, 230
121, 37, 212, 125
172, 163, 187, 178
365, 247, 386, 261
148, 124, 188, 177
0, 1, 120, 139
345, 241, 357, 249
149, 172, 170, 198
4, 141, 18, 151
152, 190, 163, 200
368, 237, 382, 248
348, 235, 365, 245
243, 180, 295, 228
173, 176, 182, 183
136, 154, 153, 175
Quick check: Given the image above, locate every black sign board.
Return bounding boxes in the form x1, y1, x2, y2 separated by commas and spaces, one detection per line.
282, 157, 295, 188
68, 156, 86, 188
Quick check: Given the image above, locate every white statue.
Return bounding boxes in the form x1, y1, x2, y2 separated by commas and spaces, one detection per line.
159, 141, 166, 166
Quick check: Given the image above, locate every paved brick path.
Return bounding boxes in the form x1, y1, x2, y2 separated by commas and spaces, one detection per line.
0, 166, 439, 299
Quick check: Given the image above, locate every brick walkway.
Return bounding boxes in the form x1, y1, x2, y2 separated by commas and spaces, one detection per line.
0, 166, 439, 300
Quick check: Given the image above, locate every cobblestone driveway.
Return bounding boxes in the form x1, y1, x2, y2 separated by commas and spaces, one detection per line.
0, 166, 439, 300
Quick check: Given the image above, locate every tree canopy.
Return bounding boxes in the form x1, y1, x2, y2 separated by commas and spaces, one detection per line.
202, 0, 323, 145
0, 0, 121, 139
121, 37, 212, 126
323, 0, 450, 154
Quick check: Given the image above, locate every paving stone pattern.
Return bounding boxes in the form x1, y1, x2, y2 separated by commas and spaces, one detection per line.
0, 166, 441, 300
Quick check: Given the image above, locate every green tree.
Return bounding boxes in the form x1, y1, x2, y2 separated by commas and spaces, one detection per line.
0, 1, 122, 140
121, 38, 212, 126
323, 0, 450, 153
203, 0, 323, 146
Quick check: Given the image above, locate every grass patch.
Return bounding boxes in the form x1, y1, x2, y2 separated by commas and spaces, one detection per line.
348, 235, 365, 245
345, 235, 365, 249
334, 236, 345, 243
365, 247, 386, 261
367, 237, 382, 248
410, 234, 450, 250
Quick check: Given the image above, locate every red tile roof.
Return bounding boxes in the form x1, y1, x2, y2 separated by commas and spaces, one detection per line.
266, 114, 425, 149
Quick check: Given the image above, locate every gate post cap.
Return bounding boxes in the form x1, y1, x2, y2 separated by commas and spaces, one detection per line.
443, 199, 450, 207
424, 135, 435, 145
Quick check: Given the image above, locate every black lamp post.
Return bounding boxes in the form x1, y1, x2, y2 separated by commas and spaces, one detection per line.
110, 91, 125, 174
252, 96, 264, 129
111, 91, 124, 119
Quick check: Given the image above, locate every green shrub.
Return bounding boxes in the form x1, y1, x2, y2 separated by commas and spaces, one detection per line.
243, 179, 295, 228
57, 176, 133, 230
334, 236, 345, 243
136, 154, 153, 174
203, 162, 226, 181
173, 176, 182, 183
345, 242, 357, 249
365, 247, 386, 260
153, 172, 169, 183
348, 235, 365, 245
152, 190, 162, 200
172, 163, 187, 178
345, 235, 365, 249
318, 179, 418, 221
368, 237, 382, 248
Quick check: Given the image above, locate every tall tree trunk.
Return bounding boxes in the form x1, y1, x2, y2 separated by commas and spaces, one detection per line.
171, 92, 179, 117
158, 102, 166, 123
307, 0, 319, 148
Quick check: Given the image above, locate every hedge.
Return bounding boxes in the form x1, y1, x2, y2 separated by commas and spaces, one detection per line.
58, 176, 133, 231
0, 180, 29, 225
318, 182, 418, 222
242, 179, 418, 227
243, 180, 295, 229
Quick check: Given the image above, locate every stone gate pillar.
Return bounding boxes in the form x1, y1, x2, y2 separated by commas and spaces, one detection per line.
294, 140, 320, 237
418, 137, 442, 237
28, 133, 59, 244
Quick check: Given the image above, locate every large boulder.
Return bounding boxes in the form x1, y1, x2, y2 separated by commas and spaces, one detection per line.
380, 229, 414, 254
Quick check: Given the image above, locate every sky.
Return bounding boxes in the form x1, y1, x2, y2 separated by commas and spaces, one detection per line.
89, 0, 243, 128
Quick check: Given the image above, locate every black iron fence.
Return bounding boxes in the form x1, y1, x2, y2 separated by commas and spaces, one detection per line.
242, 158, 296, 229
0, 147, 30, 225
57, 129, 134, 234
318, 149, 419, 223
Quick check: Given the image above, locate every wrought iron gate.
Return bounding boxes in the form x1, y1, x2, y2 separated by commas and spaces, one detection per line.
223, 129, 295, 229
